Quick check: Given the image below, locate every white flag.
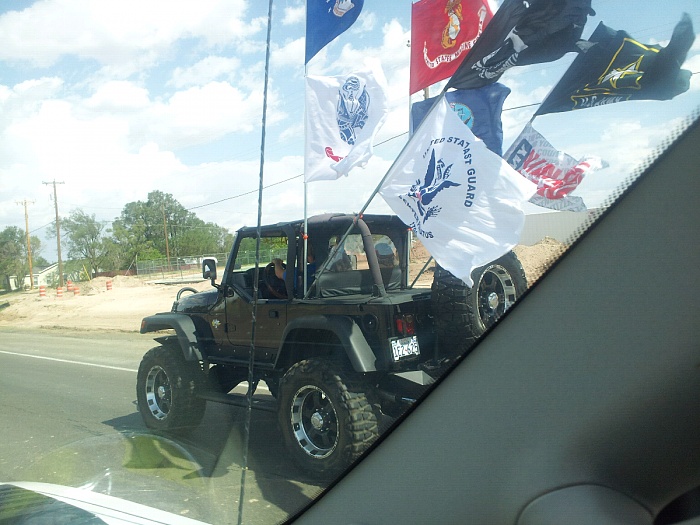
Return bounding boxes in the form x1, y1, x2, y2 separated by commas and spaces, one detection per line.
379, 95, 536, 287
304, 64, 389, 182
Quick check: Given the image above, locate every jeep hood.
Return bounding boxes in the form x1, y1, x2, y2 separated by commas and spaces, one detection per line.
173, 288, 219, 313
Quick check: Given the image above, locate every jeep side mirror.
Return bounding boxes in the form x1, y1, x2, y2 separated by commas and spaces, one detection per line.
202, 257, 218, 285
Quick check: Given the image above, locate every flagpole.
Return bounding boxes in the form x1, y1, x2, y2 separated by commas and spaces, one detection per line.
238, 1, 273, 523
302, 8, 309, 296
358, 90, 447, 218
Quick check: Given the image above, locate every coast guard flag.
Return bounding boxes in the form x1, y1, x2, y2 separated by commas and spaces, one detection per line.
410, 0, 493, 94
306, 0, 364, 64
379, 96, 536, 286
504, 123, 607, 211
305, 65, 389, 182
446, 0, 595, 90
410, 83, 511, 155
535, 14, 695, 115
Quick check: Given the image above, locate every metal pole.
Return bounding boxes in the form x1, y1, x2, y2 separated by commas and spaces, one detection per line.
162, 204, 171, 271
43, 180, 65, 288
16, 200, 35, 289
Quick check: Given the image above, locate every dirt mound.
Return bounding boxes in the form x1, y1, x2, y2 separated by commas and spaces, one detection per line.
513, 237, 568, 284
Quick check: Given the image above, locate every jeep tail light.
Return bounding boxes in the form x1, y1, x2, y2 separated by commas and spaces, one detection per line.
395, 314, 416, 336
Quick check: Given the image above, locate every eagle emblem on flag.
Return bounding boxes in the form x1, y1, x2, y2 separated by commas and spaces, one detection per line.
409, 149, 461, 223
336, 76, 370, 145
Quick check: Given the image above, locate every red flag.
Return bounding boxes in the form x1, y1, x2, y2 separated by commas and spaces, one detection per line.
410, 0, 493, 95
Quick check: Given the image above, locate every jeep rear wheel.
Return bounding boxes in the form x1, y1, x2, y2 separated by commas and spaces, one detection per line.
278, 359, 378, 479
136, 346, 206, 434
432, 251, 528, 357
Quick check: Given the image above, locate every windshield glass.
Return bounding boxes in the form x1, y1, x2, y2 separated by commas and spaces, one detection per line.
1, 1, 698, 524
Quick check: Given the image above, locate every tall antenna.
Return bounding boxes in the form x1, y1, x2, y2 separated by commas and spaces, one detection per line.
238, 1, 273, 524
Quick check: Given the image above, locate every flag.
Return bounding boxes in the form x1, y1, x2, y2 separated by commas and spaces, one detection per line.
411, 83, 511, 155
306, 0, 364, 64
503, 122, 606, 211
409, 0, 493, 94
529, 194, 588, 212
304, 64, 389, 182
535, 14, 696, 115
379, 95, 536, 286
446, 0, 595, 90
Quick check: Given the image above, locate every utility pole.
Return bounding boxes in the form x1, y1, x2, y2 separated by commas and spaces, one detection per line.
162, 204, 171, 270
16, 199, 35, 289
43, 180, 65, 288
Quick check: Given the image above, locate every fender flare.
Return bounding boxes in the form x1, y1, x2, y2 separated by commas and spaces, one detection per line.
280, 315, 377, 373
140, 313, 203, 361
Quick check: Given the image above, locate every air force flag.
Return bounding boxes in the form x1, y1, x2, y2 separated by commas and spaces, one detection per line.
305, 64, 389, 182
306, 0, 364, 64
379, 95, 536, 286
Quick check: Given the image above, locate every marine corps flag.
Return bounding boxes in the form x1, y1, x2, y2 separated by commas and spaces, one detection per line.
535, 14, 695, 115
306, 0, 364, 64
446, 0, 595, 90
410, 0, 493, 94
379, 96, 536, 287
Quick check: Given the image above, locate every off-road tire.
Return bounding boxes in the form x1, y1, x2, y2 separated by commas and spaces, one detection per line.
431, 251, 527, 357
278, 358, 379, 479
136, 345, 206, 434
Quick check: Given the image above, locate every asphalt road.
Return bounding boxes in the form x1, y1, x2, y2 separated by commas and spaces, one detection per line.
0, 327, 324, 525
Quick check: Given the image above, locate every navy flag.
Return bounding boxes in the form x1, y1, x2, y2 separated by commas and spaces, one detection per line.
411, 83, 511, 156
306, 0, 364, 64
446, 0, 595, 90
535, 14, 695, 115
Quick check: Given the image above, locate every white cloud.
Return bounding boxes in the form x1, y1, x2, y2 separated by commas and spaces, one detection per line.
169, 56, 241, 89
282, 5, 304, 26
0, 0, 257, 69
84, 81, 150, 111
143, 82, 263, 150
271, 37, 306, 70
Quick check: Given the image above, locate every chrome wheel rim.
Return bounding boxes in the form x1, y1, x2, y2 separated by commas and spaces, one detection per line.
476, 264, 517, 331
145, 365, 171, 420
289, 385, 338, 458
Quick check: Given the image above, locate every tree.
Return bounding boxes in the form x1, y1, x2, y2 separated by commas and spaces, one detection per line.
0, 227, 46, 290
60, 209, 112, 277
114, 191, 234, 263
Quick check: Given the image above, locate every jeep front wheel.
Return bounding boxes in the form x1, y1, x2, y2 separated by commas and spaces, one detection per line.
136, 346, 206, 434
278, 359, 378, 479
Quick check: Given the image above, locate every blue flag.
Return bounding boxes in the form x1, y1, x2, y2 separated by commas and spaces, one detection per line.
306, 0, 364, 64
410, 83, 511, 156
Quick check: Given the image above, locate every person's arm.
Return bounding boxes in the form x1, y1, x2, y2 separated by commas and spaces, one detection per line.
272, 258, 285, 280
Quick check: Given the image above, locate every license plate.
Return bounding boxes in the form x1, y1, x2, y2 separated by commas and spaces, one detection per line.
391, 336, 420, 361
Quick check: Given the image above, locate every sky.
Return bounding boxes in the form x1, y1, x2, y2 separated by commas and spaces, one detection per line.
1, 0, 699, 262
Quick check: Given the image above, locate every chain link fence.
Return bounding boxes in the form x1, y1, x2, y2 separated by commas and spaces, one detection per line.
135, 248, 287, 280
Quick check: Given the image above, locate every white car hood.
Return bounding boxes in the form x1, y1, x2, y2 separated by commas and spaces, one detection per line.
0, 481, 210, 525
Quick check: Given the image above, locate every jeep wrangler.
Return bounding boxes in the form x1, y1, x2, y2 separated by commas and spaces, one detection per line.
136, 213, 526, 477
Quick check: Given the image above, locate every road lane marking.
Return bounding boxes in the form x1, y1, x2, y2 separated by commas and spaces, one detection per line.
0, 350, 272, 392
0, 350, 137, 373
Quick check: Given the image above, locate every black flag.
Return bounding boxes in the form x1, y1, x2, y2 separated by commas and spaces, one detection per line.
535, 13, 696, 116
446, 0, 595, 90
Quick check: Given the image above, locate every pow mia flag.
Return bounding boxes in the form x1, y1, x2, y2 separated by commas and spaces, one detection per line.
535, 13, 696, 115
446, 0, 595, 90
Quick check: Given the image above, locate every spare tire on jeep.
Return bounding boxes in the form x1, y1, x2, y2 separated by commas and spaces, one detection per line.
431, 251, 527, 357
